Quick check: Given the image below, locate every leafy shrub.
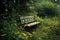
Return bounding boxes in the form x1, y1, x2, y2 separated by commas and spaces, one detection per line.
35, 1, 58, 17
0, 18, 30, 40
30, 15, 60, 40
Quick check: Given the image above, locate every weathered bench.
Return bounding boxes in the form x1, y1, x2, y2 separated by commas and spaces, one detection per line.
20, 16, 40, 27
20, 16, 40, 33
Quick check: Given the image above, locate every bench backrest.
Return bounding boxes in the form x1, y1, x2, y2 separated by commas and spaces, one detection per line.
20, 16, 35, 24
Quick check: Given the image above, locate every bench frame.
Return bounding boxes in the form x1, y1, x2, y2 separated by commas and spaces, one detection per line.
20, 16, 40, 33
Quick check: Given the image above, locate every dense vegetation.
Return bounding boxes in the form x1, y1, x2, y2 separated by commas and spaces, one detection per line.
0, 0, 60, 40
35, 1, 58, 17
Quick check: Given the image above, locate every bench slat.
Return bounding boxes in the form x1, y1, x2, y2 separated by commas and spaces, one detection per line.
24, 22, 40, 27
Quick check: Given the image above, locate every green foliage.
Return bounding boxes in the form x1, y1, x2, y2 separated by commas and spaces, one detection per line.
0, 15, 32, 40
1, 0, 60, 40
30, 15, 60, 40
35, 1, 58, 17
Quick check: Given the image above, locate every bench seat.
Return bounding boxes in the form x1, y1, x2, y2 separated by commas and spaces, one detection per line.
23, 22, 40, 27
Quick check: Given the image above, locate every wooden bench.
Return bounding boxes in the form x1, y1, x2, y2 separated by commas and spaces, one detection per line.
20, 16, 40, 27
20, 16, 40, 33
